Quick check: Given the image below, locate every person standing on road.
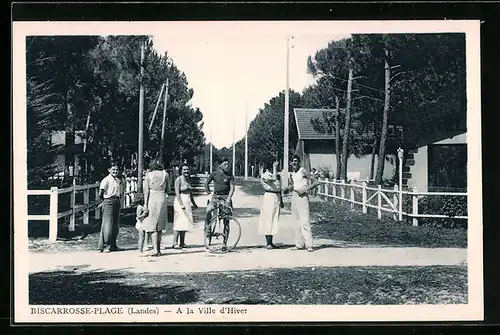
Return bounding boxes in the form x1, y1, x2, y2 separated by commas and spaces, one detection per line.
142, 158, 169, 257
283, 155, 320, 252
97, 163, 125, 253
172, 163, 198, 249
257, 161, 283, 249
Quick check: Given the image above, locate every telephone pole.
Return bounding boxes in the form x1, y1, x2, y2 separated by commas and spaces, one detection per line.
283, 35, 291, 185
232, 117, 236, 175
209, 127, 213, 173
244, 103, 249, 180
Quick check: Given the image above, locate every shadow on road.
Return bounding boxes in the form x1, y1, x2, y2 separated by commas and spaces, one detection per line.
29, 266, 200, 305
232, 207, 261, 218
193, 206, 261, 219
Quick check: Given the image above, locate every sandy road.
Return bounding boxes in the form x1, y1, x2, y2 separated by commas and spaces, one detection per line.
29, 186, 467, 275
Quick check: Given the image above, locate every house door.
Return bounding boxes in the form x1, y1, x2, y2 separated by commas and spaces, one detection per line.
428, 144, 467, 192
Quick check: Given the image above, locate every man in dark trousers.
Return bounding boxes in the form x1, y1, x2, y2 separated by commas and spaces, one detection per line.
204, 158, 235, 250
97, 163, 125, 252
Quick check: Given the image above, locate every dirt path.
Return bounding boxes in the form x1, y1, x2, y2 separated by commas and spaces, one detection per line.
29, 186, 467, 274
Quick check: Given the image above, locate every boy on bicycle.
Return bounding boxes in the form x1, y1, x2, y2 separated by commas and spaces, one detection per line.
204, 158, 235, 249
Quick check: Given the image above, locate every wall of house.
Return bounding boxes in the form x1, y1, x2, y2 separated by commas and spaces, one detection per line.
406, 132, 467, 192
409, 146, 428, 192
51, 130, 86, 176
308, 153, 396, 180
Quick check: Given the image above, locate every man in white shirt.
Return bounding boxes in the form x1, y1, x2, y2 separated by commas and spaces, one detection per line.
98, 163, 125, 252
284, 155, 320, 252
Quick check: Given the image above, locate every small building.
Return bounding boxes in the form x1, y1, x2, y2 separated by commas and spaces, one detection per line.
293, 108, 398, 182
406, 130, 466, 193
51, 130, 87, 177
293, 108, 467, 193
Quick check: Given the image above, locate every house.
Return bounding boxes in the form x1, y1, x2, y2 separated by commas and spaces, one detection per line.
405, 130, 467, 193
293, 108, 398, 181
293, 108, 467, 193
51, 130, 87, 177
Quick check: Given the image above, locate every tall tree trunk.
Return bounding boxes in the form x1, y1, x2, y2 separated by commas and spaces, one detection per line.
369, 122, 379, 181
334, 95, 342, 181
341, 68, 353, 181
375, 49, 391, 185
65, 88, 75, 177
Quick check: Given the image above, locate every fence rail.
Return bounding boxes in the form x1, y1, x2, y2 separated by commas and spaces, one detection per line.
317, 178, 468, 226
27, 173, 208, 243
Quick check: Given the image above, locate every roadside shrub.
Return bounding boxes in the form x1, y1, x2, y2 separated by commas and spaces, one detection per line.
417, 195, 468, 229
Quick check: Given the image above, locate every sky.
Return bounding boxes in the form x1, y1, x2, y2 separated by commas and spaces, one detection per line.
150, 22, 351, 148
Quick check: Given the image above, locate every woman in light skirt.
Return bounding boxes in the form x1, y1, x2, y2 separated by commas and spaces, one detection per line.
258, 161, 283, 249
172, 163, 198, 249
142, 159, 169, 257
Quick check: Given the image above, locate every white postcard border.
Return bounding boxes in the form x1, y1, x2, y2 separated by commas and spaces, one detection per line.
12, 20, 483, 323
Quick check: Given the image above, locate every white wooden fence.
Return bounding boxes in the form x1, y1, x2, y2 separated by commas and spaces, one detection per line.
317, 178, 468, 226
27, 177, 142, 243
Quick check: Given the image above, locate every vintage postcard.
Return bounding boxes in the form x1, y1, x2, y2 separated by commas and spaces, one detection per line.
13, 20, 483, 323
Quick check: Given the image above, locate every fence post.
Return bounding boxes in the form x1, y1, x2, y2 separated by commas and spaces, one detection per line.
341, 180, 345, 205
95, 186, 101, 219
125, 178, 131, 208
377, 185, 382, 219
331, 179, 336, 204
83, 185, 90, 225
322, 177, 326, 197
362, 181, 367, 213
393, 184, 398, 221
69, 178, 76, 231
49, 187, 58, 243
350, 185, 355, 210
321, 178, 326, 201
412, 186, 419, 227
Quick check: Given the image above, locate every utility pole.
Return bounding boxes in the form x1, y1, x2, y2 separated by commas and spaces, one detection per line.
283, 35, 291, 185
159, 78, 169, 161
341, 66, 353, 181
244, 103, 249, 180
209, 127, 213, 173
137, 38, 145, 193
232, 117, 236, 176
334, 95, 341, 180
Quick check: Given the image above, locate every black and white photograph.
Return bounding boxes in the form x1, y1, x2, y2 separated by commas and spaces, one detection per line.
12, 20, 483, 323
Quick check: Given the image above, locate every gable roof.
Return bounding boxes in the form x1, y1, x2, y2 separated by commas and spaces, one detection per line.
294, 108, 404, 142
294, 108, 340, 140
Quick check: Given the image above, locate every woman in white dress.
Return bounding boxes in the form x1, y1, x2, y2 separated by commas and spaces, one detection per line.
173, 163, 198, 249
142, 159, 169, 257
257, 161, 283, 249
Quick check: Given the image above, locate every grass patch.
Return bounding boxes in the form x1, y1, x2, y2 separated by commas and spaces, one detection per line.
310, 201, 467, 248
29, 265, 467, 305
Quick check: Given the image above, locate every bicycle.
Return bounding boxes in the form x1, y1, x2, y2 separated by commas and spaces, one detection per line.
204, 196, 241, 253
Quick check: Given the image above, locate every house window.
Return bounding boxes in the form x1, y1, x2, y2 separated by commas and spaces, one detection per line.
428, 144, 467, 192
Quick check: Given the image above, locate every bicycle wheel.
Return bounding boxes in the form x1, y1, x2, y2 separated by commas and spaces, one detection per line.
204, 215, 241, 253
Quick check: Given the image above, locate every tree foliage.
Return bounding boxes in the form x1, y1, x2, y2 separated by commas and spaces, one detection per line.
26, 35, 206, 185
301, 33, 466, 181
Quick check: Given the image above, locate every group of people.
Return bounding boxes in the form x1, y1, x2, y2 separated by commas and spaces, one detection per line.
97, 153, 320, 255
257, 155, 320, 251
97, 159, 198, 256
